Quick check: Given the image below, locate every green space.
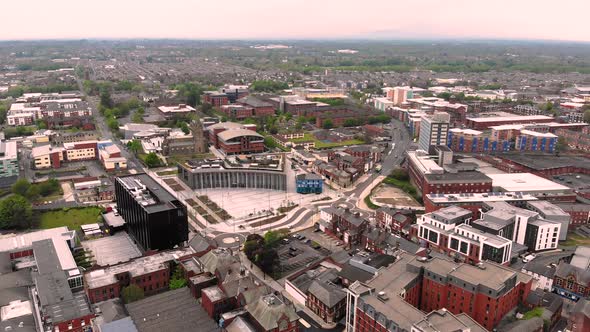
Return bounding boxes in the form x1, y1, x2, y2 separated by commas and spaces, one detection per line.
561, 233, 590, 247
382, 168, 422, 203
291, 132, 365, 149
37, 207, 103, 230
156, 169, 178, 176
522, 307, 544, 320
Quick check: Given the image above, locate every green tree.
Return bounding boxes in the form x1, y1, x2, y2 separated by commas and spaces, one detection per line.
264, 137, 278, 149
121, 284, 144, 303
201, 102, 213, 116
259, 248, 279, 274
179, 122, 190, 135
322, 119, 334, 129
38, 179, 60, 196
100, 88, 113, 109
127, 140, 142, 155
0, 195, 33, 229
169, 265, 187, 289
144, 153, 161, 168
25, 186, 40, 201
12, 179, 31, 197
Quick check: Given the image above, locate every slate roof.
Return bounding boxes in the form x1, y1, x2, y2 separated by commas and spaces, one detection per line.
555, 261, 590, 284
246, 294, 299, 331
308, 280, 347, 308
127, 288, 218, 332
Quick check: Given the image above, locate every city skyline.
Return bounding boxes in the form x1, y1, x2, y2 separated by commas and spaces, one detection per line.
2, 0, 589, 42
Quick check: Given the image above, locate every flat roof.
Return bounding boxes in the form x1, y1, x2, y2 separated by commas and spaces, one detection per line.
0, 227, 73, 253
426, 191, 538, 204
127, 288, 218, 332
0, 141, 17, 160
85, 247, 194, 289
499, 153, 590, 171
487, 173, 571, 193
82, 233, 142, 267
467, 113, 553, 123
157, 105, 196, 113
116, 173, 180, 214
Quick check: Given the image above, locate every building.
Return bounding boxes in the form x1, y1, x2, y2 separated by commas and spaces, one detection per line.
424, 191, 539, 214
202, 91, 229, 107
320, 207, 368, 245
376, 207, 414, 234
220, 104, 254, 120
345, 253, 531, 331
206, 122, 264, 155
246, 294, 299, 332
0, 140, 18, 186
415, 206, 513, 265
33, 239, 94, 332
418, 112, 450, 152
114, 174, 188, 251
237, 96, 276, 117
552, 262, 590, 301
526, 201, 570, 240
83, 247, 194, 304
295, 173, 323, 194
7, 99, 93, 129
157, 104, 196, 118
126, 288, 219, 332
465, 112, 554, 130
487, 173, 573, 201
98, 143, 127, 171
473, 202, 561, 251
569, 299, 590, 332
177, 155, 287, 191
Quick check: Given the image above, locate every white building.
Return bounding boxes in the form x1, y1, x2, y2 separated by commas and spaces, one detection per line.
418, 112, 450, 151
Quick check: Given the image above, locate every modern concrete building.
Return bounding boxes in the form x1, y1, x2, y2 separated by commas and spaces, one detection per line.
0, 140, 18, 186
418, 112, 450, 151
177, 156, 287, 191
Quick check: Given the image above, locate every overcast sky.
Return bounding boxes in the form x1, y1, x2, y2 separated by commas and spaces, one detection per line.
2, 0, 589, 41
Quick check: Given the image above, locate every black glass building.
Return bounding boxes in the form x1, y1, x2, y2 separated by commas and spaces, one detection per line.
115, 173, 188, 251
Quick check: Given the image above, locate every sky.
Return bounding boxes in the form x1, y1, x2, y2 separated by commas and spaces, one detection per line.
2, 0, 589, 42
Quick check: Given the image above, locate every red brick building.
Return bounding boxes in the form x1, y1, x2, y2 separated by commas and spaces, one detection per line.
220, 104, 254, 120
465, 113, 554, 130
320, 207, 368, 245
238, 96, 276, 117
553, 262, 590, 301
376, 207, 414, 234
84, 248, 195, 304
206, 122, 264, 155
346, 253, 532, 332
202, 91, 229, 107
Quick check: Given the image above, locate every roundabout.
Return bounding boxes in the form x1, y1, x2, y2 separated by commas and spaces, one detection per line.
213, 233, 246, 248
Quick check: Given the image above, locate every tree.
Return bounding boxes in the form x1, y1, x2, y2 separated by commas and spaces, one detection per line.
258, 248, 279, 274
201, 102, 213, 116
25, 186, 40, 201
12, 179, 31, 197
169, 266, 187, 290
0, 195, 33, 229
179, 121, 190, 135
127, 140, 142, 155
99, 88, 113, 109
38, 179, 60, 197
322, 119, 334, 129
122, 284, 144, 303
144, 152, 161, 168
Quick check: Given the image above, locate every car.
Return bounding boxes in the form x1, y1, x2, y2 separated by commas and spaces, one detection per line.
304, 239, 311, 244
313, 229, 321, 233
238, 225, 245, 229
299, 236, 307, 241
335, 241, 343, 246
289, 252, 298, 257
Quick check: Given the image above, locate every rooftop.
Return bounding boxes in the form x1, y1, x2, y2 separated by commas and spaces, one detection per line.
116, 173, 181, 214
85, 247, 194, 289
217, 128, 264, 142
246, 294, 299, 331
426, 191, 538, 204
127, 288, 218, 332
0, 141, 17, 160
488, 173, 570, 193
413, 309, 487, 332
82, 233, 142, 267
0, 226, 74, 253
157, 104, 196, 113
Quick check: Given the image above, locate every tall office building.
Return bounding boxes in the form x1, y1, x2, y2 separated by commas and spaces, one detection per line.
115, 174, 188, 251
392, 86, 413, 105
0, 140, 19, 186
418, 112, 450, 152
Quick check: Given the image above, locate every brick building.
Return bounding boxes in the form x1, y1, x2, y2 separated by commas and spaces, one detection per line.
320, 207, 368, 245
202, 91, 229, 107
246, 294, 300, 332
84, 247, 195, 303
238, 96, 276, 117
465, 112, 554, 130
553, 262, 590, 301
345, 253, 532, 332
206, 122, 264, 155
376, 207, 414, 234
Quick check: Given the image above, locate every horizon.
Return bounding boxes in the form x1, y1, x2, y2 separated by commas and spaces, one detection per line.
2, 0, 589, 42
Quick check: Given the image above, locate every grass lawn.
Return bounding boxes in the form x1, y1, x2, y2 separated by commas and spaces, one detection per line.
291, 132, 365, 149
561, 233, 590, 247
38, 207, 103, 230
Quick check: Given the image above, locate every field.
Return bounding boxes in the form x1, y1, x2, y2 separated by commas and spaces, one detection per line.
291, 133, 364, 149
561, 233, 590, 247
38, 207, 103, 230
